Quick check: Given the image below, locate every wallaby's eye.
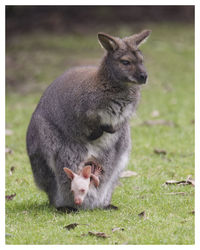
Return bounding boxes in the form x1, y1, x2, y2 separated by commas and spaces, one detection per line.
80, 189, 85, 193
121, 60, 131, 66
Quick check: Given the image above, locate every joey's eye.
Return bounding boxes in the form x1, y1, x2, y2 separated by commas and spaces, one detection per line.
80, 189, 85, 193
121, 60, 131, 66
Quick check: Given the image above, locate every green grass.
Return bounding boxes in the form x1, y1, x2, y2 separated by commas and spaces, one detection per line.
6, 23, 194, 244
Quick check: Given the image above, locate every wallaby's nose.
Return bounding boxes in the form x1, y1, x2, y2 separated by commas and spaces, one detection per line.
139, 72, 147, 83
74, 198, 82, 205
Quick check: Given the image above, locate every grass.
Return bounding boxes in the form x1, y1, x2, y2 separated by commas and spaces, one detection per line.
6, 22, 194, 244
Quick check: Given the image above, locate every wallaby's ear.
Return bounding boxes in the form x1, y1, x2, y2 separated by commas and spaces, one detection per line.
63, 168, 75, 180
98, 32, 119, 52
134, 30, 151, 47
81, 165, 91, 179
90, 174, 100, 187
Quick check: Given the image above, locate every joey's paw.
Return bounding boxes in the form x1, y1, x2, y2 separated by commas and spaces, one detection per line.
56, 206, 79, 213
104, 204, 119, 210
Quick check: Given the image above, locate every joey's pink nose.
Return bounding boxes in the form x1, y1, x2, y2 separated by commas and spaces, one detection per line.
74, 198, 82, 205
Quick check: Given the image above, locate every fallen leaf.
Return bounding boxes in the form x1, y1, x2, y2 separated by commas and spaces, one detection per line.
138, 195, 146, 199
64, 223, 79, 230
151, 110, 160, 118
6, 129, 13, 136
142, 119, 175, 127
186, 175, 195, 186
120, 170, 138, 178
9, 166, 15, 175
191, 119, 195, 124
164, 180, 187, 185
138, 211, 146, 219
164, 192, 186, 196
5, 193, 16, 201
88, 231, 110, 238
112, 227, 125, 232
164, 176, 195, 187
6, 147, 13, 154
179, 153, 194, 158
64, 223, 88, 230
154, 149, 167, 155
180, 219, 190, 224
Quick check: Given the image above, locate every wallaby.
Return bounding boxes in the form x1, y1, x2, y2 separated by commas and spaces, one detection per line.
63, 161, 102, 206
26, 29, 151, 210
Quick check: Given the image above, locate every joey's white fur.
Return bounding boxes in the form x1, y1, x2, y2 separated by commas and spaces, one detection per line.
63, 165, 99, 205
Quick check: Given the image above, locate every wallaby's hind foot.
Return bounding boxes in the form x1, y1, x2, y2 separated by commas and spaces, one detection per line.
104, 204, 119, 210
56, 206, 79, 213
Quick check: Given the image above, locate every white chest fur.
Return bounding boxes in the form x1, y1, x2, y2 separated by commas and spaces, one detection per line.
86, 100, 133, 159
98, 102, 134, 128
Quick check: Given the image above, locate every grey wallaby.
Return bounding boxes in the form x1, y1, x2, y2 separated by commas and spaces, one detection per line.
26, 29, 151, 210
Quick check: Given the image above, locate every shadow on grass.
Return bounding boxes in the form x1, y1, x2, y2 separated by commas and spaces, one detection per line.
6, 199, 118, 215
6, 200, 56, 214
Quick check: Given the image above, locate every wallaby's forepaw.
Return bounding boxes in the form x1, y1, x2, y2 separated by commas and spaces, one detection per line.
101, 124, 116, 134
88, 127, 104, 140
104, 204, 119, 210
56, 206, 78, 213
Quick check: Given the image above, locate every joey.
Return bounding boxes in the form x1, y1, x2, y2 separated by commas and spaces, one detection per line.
63, 165, 100, 206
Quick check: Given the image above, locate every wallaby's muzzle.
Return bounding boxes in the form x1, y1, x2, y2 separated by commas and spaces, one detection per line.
138, 72, 148, 84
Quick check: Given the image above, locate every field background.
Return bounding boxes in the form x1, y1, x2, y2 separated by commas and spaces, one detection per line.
6, 6, 194, 244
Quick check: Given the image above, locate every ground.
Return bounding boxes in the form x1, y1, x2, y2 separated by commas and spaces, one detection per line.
6, 23, 194, 244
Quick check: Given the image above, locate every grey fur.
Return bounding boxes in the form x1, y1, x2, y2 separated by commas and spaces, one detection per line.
26, 30, 151, 209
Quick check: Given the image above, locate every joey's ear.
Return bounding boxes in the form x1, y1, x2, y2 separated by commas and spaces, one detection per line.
81, 165, 91, 179
63, 168, 75, 180
90, 174, 100, 187
134, 30, 151, 47
98, 32, 119, 51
